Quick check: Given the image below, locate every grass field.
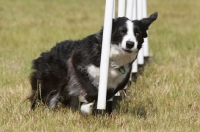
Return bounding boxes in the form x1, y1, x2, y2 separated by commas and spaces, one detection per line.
0, 0, 200, 131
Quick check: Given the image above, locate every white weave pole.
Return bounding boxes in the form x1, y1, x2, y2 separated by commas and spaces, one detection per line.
97, 0, 114, 110
137, 0, 144, 65
142, 0, 149, 58
113, 0, 116, 18
108, 0, 116, 102
126, 0, 133, 19
131, 0, 138, 73
132, 0, 137, 20
118, 0, 126, 17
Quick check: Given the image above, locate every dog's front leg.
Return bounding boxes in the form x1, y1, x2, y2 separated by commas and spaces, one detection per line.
79, 95, 94, 115
48, 92, 60, 108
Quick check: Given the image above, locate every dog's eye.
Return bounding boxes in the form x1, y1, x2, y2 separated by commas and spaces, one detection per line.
120, 28, 127, 33
135, 32, 140, 37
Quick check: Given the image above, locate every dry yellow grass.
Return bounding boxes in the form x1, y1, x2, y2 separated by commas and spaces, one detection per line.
0, 0, 200, 131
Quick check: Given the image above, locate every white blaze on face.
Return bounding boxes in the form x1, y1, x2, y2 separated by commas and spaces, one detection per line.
121, 20, 137, 51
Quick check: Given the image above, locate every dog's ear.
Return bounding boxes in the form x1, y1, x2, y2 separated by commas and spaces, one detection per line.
140, 12, 158, 31
112, 18, 119, 34
112, 18, 118, 25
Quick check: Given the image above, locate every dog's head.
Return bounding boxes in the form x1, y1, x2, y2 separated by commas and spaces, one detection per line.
111, 12, 158, 53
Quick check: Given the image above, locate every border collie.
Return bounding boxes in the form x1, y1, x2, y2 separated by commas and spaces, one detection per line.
29, 12, 158, 114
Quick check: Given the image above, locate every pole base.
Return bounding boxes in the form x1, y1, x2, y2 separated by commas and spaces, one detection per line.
144, 56, 149, 63
93, 109, 106, 116
138, 64, 144, 75
132, 73, 138, 82
106, 101, 113, 114
144, 56, 153, 65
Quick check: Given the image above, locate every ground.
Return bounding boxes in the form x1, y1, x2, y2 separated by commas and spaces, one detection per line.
0, 0, 200, 131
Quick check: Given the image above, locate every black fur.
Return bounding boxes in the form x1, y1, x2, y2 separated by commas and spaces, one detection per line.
29, 12, 158, 110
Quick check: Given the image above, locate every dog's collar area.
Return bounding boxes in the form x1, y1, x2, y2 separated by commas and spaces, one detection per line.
118, 66, 126, 74
110, 62, 126, 74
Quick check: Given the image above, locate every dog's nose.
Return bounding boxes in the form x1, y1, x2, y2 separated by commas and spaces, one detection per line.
126, 41, 134, 49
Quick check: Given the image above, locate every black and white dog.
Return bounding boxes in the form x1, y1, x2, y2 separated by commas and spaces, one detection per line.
29, 12, 158, 114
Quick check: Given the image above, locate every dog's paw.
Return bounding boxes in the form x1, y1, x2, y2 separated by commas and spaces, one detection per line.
80, 102, 94, 115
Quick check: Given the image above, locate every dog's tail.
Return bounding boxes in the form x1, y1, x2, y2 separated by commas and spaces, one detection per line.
28, 53, 61, 110
28, 71, 39, 110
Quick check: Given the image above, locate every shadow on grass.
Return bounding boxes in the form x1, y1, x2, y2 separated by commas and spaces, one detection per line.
130, 105, 147, 119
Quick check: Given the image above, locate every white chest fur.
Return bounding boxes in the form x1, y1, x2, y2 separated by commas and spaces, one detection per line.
87, 44, 138, 90
87, 64, 130, 89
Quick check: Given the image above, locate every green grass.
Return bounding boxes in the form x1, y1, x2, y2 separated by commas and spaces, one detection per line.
0, 0, 200, 131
